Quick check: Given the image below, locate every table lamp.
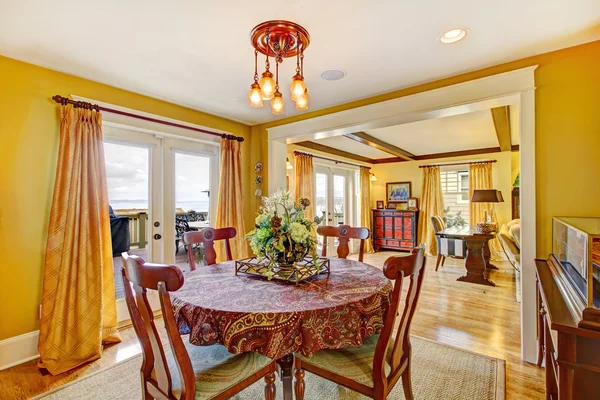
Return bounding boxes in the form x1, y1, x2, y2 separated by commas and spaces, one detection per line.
471, 189, 504, 224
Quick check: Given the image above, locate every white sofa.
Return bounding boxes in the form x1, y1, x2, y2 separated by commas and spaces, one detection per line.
498, 219, 521, 302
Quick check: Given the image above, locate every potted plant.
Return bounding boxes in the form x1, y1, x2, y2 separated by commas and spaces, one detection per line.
247, 190, 320, 271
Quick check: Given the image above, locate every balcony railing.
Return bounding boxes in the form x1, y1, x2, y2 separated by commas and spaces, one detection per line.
114, 209, 208, 249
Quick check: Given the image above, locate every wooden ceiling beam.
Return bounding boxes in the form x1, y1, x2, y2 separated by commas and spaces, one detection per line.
295, 141, 516, 166
295, 141, 375, 164
343, 132, 415, 161
371, 147, 503, 164
491, 106, 512, 152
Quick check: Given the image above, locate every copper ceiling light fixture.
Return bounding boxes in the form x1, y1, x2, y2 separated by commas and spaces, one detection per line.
248, 20, 310, 114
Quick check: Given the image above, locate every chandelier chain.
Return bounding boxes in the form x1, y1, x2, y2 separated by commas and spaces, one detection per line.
275, 60, 279, 91
253, 50, 259, 82
265, 29, 271, 71
295, 33, 301, 74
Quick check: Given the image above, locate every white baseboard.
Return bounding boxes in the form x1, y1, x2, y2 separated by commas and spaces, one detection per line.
0, 330, 39, 371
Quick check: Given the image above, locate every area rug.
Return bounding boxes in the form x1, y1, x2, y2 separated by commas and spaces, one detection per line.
35, 336, 505, 399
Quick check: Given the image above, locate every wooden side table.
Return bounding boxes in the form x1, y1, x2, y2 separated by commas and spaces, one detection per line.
436, 226, 497, 286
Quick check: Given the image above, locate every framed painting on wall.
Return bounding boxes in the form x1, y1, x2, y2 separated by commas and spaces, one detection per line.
386, 181, 411, 203
407, 197, 419, 210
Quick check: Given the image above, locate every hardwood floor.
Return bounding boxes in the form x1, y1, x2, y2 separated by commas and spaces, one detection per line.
0, 252, 545, 399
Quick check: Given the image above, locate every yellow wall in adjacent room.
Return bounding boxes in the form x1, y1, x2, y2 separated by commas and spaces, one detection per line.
371, 151, 514, 228
254, 40, 600, 258
0, 55, 255, 340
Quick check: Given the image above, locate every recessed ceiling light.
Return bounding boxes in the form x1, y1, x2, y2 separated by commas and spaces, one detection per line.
321, 69, 346, 81
440, 28, 467, 44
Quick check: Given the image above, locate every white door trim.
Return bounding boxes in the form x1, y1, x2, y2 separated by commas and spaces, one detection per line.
267, 65, 537, 362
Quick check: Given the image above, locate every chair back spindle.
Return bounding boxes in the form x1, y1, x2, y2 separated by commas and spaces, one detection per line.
182, 227, 236, 270
372, 246, 426, 391
121, 253, 196, 400
317, 225, 370, 262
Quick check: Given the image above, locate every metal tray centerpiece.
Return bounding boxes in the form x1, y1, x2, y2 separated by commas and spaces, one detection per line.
235, 256, 330, 285
244, 189, 326, 285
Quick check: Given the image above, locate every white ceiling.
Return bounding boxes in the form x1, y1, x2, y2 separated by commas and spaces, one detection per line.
314, 136, 391, 159
0, 1, 598, 125
313, 109, 506, 158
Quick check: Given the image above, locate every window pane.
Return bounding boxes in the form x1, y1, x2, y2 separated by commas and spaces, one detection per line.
315, 173, 328, 225
440, 169, 469, 225
333, 175, 345, 225
175, 152, 210, 218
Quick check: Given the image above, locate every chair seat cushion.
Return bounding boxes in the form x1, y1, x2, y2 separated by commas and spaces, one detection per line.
170, 342, 273, 399
295, 334, 392, 388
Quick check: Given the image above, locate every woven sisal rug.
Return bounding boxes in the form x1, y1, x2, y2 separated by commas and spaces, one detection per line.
35, 336, 505, 399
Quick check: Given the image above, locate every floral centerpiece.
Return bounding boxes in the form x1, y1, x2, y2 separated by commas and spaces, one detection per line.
247, 189, 320, 269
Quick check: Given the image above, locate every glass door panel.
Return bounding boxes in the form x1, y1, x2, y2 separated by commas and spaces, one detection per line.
163, 138, 219, 266
333, 174, 346, 226
315, 171, 328, 255
104, 142, 151, 303
103, 126, 162, 322
314, 166, 355, 257
174, 151, 213, 270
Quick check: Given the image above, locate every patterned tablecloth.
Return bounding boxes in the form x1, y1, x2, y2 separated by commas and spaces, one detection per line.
171, 259, 392, 360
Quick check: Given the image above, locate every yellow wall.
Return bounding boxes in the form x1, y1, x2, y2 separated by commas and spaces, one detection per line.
0, 56, 254, 340
370, 151, 514, 227
254, 40, 600, 259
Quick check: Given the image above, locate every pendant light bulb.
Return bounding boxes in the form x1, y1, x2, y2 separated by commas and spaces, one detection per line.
259, 71, 276, 100
295, 88, 309, 110
248, 82, 263, 107
271, 90, 284, 115
290, 73, 306, 101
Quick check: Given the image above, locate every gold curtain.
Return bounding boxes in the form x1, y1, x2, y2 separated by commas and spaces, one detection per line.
295, 153, 314, 222
469, 162, 505, 261
215, 138, 248, 260
38, 106, 121, 375
359, 167, 375, 253
417, 166, 444, 256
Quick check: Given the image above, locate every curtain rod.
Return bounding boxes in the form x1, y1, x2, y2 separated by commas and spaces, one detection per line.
418, 160, 496, 168
294, 150, 371, 169
51, 95, 244, 142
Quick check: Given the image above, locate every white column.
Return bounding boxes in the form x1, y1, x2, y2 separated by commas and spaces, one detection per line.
268, 139, 287, 194
519, 88, 537, 363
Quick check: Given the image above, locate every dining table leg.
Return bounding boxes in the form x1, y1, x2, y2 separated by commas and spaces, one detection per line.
276, 353, 294, 400
458, 238, 495, 286
483, 240, 499, 270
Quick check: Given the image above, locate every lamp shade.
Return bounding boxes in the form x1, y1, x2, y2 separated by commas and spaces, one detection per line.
471, 189, 503, 203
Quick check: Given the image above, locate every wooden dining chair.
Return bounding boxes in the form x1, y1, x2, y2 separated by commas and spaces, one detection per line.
181, 227, 236, 270
431, 215, 466, 271
120, 253, 277, 400
293, 246, 426, 400
317, 224, 370, 262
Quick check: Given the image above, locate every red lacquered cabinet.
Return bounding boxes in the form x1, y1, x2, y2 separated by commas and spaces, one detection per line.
372, 209, 419, 252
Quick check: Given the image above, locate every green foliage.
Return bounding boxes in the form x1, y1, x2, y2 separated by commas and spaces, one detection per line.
246, 189, 319, 267
443, 207, 468, 228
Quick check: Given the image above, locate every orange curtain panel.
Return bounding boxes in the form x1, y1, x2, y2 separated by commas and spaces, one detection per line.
359, 167, 375, 253
215, 137, 248, 260
38, 105, 121, 375
417, 166, 444, 256
295, 153, 315, 222
469, 162, 506, 261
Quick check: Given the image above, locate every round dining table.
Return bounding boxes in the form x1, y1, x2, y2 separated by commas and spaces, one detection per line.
171, 258, 393, 400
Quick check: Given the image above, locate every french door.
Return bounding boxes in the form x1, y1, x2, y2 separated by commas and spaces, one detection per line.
103, 125, 218, 322
314, 165, 358, 257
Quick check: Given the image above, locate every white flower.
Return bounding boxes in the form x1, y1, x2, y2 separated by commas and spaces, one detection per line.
262, 189, 291, 211
289, 222, 309, 244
